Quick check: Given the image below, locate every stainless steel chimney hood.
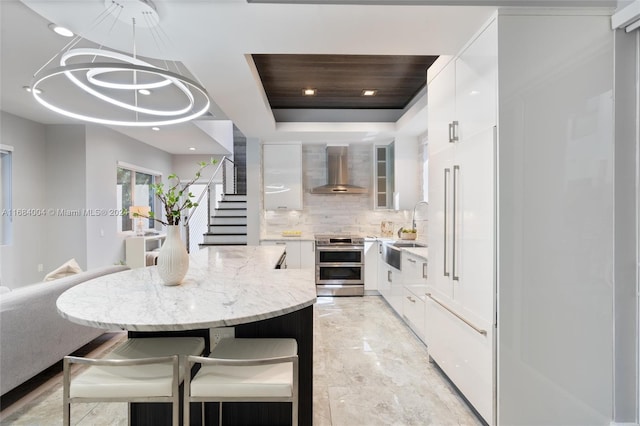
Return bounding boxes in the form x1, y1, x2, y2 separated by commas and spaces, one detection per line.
311, 146, 368, 194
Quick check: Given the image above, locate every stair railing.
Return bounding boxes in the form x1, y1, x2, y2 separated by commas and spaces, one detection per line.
184, 156, 235, 252
222, 158, 237, 196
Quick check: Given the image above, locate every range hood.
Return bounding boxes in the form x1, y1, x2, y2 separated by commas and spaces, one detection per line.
311, 146, 368, 194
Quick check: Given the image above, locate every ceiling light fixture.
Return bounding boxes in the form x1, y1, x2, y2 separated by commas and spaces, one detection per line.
48, 23, 74, 38
30, 0, 210, 127
362, 89, 377, 96
302, 88, 317, 96
151, 126, 160, 131
23, 85, 42, 95
189, 147, 196, 151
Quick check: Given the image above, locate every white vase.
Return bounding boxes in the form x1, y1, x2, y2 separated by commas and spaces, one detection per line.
157, 225, 189, 286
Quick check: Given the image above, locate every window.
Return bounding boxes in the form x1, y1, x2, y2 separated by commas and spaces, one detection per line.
116, 164, 160, 232
1, 147, 12, 245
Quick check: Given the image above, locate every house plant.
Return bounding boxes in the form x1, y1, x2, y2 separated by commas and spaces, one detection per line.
133, 158, 217, 285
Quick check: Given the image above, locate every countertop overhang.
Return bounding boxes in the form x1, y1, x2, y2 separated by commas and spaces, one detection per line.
57, 246, 316, 332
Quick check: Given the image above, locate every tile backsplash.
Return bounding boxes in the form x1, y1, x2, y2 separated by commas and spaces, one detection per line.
261, 144, 428, 242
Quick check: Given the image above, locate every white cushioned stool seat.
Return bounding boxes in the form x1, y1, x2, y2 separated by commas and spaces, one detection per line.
70, 337, 205, 398
185, 338, 299, 425
63, 336, 205, 426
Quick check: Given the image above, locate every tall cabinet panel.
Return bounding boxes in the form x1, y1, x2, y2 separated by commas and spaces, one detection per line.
426, 17, 497, 425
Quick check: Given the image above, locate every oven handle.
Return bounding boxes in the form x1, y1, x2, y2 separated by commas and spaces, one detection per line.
316, 246, 364, 251
316, 262, 364, 267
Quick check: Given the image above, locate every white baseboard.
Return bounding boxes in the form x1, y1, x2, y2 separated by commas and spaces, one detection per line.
610, 422, 640, 426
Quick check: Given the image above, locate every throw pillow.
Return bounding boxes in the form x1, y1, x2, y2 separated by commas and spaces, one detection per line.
43, 258, 83, 282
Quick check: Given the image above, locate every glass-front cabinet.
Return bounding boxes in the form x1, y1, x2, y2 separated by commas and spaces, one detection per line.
374, 142, 394, 209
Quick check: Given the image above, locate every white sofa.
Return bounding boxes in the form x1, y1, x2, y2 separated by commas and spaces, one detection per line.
0, 265, 130, 395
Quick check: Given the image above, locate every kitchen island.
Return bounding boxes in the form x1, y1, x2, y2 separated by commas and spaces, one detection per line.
57, 245, 316, 426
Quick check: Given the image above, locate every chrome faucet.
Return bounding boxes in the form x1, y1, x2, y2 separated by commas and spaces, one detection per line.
411, 200, 429, 230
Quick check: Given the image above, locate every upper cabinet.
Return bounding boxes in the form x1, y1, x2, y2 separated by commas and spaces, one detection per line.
374, 138, 420, 211
374, 143, 394, 209
263, 144, 303, 211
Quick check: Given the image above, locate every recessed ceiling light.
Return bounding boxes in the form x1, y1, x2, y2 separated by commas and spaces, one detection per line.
23, 85, 42, 95
151, 127, 160, 131
48, 23, 74, 38
302, 88, 317, 96
138, 89, 151, 96
189, 147, 196, 151
362, 89, 377, 97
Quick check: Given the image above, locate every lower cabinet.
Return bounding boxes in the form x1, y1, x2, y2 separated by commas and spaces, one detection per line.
260, 239, 314, 269
402, 286, 426, 342
364, 240, 380, 292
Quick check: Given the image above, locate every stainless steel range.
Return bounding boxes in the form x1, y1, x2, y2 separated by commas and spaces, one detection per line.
315, 234, 364, 296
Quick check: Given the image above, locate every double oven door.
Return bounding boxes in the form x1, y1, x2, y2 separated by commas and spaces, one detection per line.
315, 245, 364, 296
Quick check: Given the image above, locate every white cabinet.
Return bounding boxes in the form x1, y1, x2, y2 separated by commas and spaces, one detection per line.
378, 260, 403, 314
263, 144, 302, 210
125, 234, 165, 269
427, 12, 614, 426
427, 17, 497, 425
402, 251, 428, 342
260, 239, 314, 269
364, 240, 380, 292
374, 139, 420, 211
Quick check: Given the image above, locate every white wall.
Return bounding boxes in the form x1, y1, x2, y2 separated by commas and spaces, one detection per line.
45, 125, 87, 272
246, 137, 261, 246
0, 112, 47, 287
85, 126, 172, 269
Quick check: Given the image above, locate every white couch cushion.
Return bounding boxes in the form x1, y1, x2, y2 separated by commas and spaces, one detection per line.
43, 258, 82, 281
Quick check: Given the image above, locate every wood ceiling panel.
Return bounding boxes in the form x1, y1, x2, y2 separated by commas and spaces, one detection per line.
252, 54, 438, 109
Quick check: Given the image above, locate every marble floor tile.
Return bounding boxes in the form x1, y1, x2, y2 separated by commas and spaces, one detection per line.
1, 296, 482, 426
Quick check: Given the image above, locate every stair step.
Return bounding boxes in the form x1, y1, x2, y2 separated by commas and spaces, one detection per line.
221, 194, 247, 202
214, 209, 247, 217
203, 234, 248, 244
211, 216, 247, 225
217, 201, 246, 209
200, 242, 247, 247
208, 225, 247, 233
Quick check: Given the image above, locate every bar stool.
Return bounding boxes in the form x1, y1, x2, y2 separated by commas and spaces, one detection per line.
184, 338, 299, 426
63, 336, 205, 426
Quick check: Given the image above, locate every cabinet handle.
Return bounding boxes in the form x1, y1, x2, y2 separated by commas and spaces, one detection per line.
426, 293, 487, 336
448, 123, 453, 143
275, 242, 286, 245
452, 165, 460, 281
277, 206, 288, 210
452, 121, 459, 142
387, 270, 392, 282
444, 168, 450, 277
406, 296, 416, 303
422, 262, 428, 279
407, 258, 416, 264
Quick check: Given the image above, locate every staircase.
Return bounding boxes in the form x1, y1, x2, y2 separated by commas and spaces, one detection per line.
201, 194, 247, 246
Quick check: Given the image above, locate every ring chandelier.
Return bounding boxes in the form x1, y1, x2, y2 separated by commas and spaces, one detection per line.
29, 0, 211, 127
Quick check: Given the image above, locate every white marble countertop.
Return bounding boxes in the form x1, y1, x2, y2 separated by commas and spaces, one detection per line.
57, 246, 316, 332
260, 234, 316, 241
403, 247, 428, 260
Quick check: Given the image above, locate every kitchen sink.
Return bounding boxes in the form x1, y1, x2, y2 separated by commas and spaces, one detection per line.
391, 242, 427, 248
381, 241, 427, 270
